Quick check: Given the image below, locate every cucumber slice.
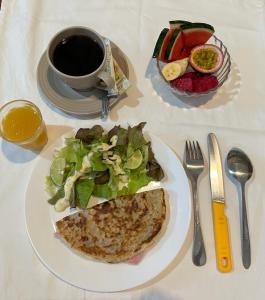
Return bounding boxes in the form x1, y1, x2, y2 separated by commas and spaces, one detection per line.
162, 62, 182, 81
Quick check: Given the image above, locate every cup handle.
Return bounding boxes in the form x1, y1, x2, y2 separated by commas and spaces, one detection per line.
96, 71, 115, 90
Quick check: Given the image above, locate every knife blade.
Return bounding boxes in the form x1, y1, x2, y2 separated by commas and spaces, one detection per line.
208, 133, 232, 273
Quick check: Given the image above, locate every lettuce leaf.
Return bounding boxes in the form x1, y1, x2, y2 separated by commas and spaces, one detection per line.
108, 125, 128, 145
75, 125, 104, 144
93, 170, 110, 185
127, 171, 152, 193
91, 152, 108, 171
47, 123, 165, 210
76, 178, 95, 209
128, 122, 147, 150
146, 142, 164, 181
48, 187, 65, 205
57, 138, 89, 170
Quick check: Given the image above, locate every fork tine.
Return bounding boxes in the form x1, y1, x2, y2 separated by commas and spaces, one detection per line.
185, 141, 189, 160
185, 140, 192, 161
190, 141, 196, 160
196, 141, 203, 161
192, 141, 197, 159
187, 140, 193, 159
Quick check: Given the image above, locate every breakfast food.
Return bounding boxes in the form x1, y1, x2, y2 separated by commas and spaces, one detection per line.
153, 21, 214, 62
169, 20, 191, 29
152, 28, 170, 61
171, 75, 193, 92
153, 20, 226, 94
181, 23, 215, 51
161, 58, 188, 81
170, 71, 218, 93
56, 188, 166, 263
192, 74, 218, 92
162, 62, 182, 81
189, 44, 223, 73
46, 123, 164, 212
164, 29, 186, 61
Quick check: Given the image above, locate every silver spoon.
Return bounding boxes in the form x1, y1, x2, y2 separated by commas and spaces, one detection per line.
101, 95, 110, 121
226, 148, 253, 269
101, 94, 118, 121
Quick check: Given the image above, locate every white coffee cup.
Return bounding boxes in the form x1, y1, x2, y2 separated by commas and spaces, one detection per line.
47, 26, 114, 90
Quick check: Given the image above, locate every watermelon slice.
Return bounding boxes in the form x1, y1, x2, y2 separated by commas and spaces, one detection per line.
164, 30, 186, 61
152, 28, 169, 58
169, 20, 191, 29
181, 23, 214, 49
152, 28, 177, 61
158, 29, 177, 61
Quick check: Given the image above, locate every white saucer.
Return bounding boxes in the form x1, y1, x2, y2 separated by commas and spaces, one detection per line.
37, 44, 129, 117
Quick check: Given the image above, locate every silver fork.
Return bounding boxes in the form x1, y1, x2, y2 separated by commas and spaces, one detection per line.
184, 140, 207, 266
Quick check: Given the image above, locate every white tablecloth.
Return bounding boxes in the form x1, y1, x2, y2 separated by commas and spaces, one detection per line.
1, 0, 265, 299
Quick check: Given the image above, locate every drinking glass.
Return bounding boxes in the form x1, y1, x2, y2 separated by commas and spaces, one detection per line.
0, 100, 48, 150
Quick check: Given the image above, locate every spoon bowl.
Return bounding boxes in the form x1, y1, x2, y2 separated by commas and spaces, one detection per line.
227, 148, 253, 183
226, 148, 253, 269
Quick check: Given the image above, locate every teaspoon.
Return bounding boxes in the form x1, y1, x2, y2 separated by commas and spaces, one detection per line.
226, 148, 253, 269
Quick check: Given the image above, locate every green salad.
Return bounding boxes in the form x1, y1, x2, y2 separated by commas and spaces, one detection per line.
45, 123, 164, 212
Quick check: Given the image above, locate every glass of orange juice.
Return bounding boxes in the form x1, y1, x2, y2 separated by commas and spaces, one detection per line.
0, 100, 48, 151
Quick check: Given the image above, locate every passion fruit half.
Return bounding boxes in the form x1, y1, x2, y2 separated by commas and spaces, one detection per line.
189, 44, 223, 73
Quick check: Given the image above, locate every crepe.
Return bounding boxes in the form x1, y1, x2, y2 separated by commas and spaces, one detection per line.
55, 188, 166, 263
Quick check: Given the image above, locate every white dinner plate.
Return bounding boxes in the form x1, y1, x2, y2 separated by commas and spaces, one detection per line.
25, 127, 191, 292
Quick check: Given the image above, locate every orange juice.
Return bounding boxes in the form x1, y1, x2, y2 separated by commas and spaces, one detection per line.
0, 100, 48, 150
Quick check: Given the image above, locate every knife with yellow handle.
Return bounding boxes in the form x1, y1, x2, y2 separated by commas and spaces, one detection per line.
208, 133, 232, 273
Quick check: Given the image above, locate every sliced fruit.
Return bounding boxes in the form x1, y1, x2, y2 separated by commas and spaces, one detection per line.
158, 29, 176, 61
170, 71, 219, 93
162, 62, 182, 81
180, 71, 198, 79
124, 149, 143, 170
181, 22, 214, 49
164, 29, 186, 61
50, 157, 66, 186
174, 58, 189, 75
192, 74, 218, 92
152, 28, 169, 58
177, 48, 191, 59
169, 20, 191, 29
189, 44, 223, 73
45, 176, 58, 197
170, 77, 193, 92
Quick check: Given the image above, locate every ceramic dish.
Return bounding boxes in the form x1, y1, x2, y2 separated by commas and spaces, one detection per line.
37, 41, 129, 116
25, 126, 191, 292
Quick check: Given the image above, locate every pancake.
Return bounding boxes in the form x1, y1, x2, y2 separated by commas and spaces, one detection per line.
56, 188, 166, 263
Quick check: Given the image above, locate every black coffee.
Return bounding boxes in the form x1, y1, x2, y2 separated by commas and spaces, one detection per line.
52, 35, 104, 76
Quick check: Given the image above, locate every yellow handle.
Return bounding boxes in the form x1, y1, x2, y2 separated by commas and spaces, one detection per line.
212, 202, 232, 272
